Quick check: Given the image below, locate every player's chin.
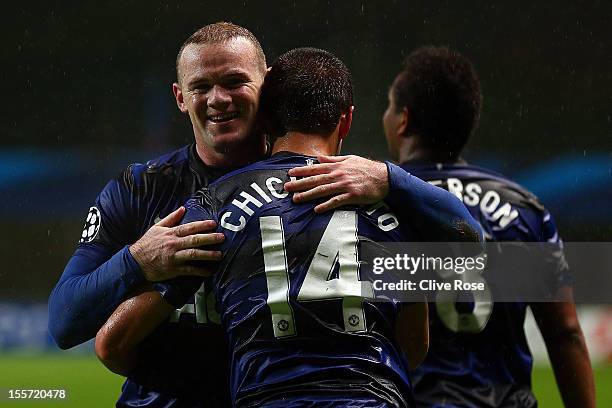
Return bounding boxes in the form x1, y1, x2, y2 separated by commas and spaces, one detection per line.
208, 129, 251, 149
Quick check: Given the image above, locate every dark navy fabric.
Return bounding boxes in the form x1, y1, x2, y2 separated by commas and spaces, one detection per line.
48, 144, 232, 407
385, 163, 483, 244
402, 162, 569, 408
172, 154, 421, 408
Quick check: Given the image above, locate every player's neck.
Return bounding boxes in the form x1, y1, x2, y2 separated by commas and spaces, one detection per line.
398, 135, 459, 164
271, 131, 338, 157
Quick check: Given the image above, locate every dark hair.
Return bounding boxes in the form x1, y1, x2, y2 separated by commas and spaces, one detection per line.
259, 47, 353, 137
392, 46, 482, 156
176, 22, 266, 81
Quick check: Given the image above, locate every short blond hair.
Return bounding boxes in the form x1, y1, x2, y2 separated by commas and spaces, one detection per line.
176, 22, 266, 82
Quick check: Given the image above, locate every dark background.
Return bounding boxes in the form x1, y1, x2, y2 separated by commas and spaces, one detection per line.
3, 1, 611, 300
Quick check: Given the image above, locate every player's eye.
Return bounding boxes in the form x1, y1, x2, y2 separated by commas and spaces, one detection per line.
224, 78, 246, 88
191, 84, 211, 93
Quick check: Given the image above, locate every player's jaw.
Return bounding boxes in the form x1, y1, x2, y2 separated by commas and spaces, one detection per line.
197, 107, 255, 149
205, 109, 242, 135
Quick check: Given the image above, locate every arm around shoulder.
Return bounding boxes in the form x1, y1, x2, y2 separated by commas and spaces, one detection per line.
385, 162, 483, 243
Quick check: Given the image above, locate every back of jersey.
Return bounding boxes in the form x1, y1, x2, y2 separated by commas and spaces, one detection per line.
186, 154, 415, 408
403, 163, 569, 408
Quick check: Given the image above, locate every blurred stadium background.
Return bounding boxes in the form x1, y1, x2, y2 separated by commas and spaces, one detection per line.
2, 1, 610, 406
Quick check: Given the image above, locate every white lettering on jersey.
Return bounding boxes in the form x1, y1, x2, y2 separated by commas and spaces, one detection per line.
365, 202, 400, 232
221, 176, 295, 232
219, 176, 400, 233
427, 179, 519, 230
231, 192, 263, 216
220, 212, 247, 232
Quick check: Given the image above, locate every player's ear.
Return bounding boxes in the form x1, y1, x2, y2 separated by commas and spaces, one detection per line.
172, 82, 188, 114
338, 106, 354, 140
398, 106, 409, 136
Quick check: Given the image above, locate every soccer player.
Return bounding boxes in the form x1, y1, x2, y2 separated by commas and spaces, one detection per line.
381, 46, 595, 407
181, 47, 426, 407
49, 22, 269, 406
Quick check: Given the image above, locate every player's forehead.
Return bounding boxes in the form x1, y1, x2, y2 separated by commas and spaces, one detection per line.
179, 37, 262, 84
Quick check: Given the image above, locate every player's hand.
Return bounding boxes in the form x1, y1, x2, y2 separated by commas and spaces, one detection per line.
129, 207, 224, 281
285, 155, 390, 213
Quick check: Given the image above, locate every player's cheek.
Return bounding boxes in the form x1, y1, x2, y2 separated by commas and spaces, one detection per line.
234, 88, 258, 111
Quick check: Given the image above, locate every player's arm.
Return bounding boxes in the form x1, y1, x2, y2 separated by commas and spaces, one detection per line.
530, 212, 595, 408
285, 155, 483, 242
395, 301, 429, 370
95, 285, 174, 376
95, 276, 214, 377
531, 290, 595, 408
95, 198, 221, 376
531, 294, 595, 408
48, 242, 143, 350
48, 176, 223, 349
95, 273, 214, 376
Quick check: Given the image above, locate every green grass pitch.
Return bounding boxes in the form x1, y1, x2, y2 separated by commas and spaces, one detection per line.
0, 354, 610, 407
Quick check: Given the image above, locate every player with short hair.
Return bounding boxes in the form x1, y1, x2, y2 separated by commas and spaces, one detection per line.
382, 46, 595, 407
49, 22, 268, 407
182, 46, 422, 407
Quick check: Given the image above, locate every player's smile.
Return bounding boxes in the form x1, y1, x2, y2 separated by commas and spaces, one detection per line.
173, 36, 265, 165
204, 109, 244, 139
207, 111, 240, 123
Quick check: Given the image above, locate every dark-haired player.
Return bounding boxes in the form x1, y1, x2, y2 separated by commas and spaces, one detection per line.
97, 47, 483, 407
382, 46, 595, 407
190, 47, 424, 407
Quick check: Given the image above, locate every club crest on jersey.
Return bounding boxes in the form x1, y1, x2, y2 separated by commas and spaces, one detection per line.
80, 206, 101, 243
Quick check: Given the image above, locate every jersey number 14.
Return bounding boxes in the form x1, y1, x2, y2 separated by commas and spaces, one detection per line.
260, 210, 374, 338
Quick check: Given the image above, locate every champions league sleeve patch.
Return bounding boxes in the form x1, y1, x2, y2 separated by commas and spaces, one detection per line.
79, 206, 101, 243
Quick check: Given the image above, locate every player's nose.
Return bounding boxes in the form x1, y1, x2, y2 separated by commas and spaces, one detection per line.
207, 85, 232, 110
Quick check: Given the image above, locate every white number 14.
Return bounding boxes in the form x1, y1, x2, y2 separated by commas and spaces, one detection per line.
260, 210, 374, 338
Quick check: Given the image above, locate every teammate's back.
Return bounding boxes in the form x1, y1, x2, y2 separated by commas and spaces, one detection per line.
152, 47, 431, 407
404, 162, 567, 406
382, 45, 593, 407
184, 153, 415, 407
182, 47, 423, 407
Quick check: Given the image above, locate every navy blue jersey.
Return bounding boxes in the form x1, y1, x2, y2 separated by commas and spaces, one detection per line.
402, 162, 570, 408
180, 153, 417, 408
48, 144, 232, 407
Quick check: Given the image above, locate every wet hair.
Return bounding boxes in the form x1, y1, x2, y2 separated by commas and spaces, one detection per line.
259, 47, 353, 137
392, 46, 482, 157
176, 22, 266, 82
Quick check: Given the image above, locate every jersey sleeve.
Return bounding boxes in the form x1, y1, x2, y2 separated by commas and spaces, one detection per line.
153, 197, 217, 308
384, 162, 484, 243
48, 169, 146, 349
539, 209, 572, 291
